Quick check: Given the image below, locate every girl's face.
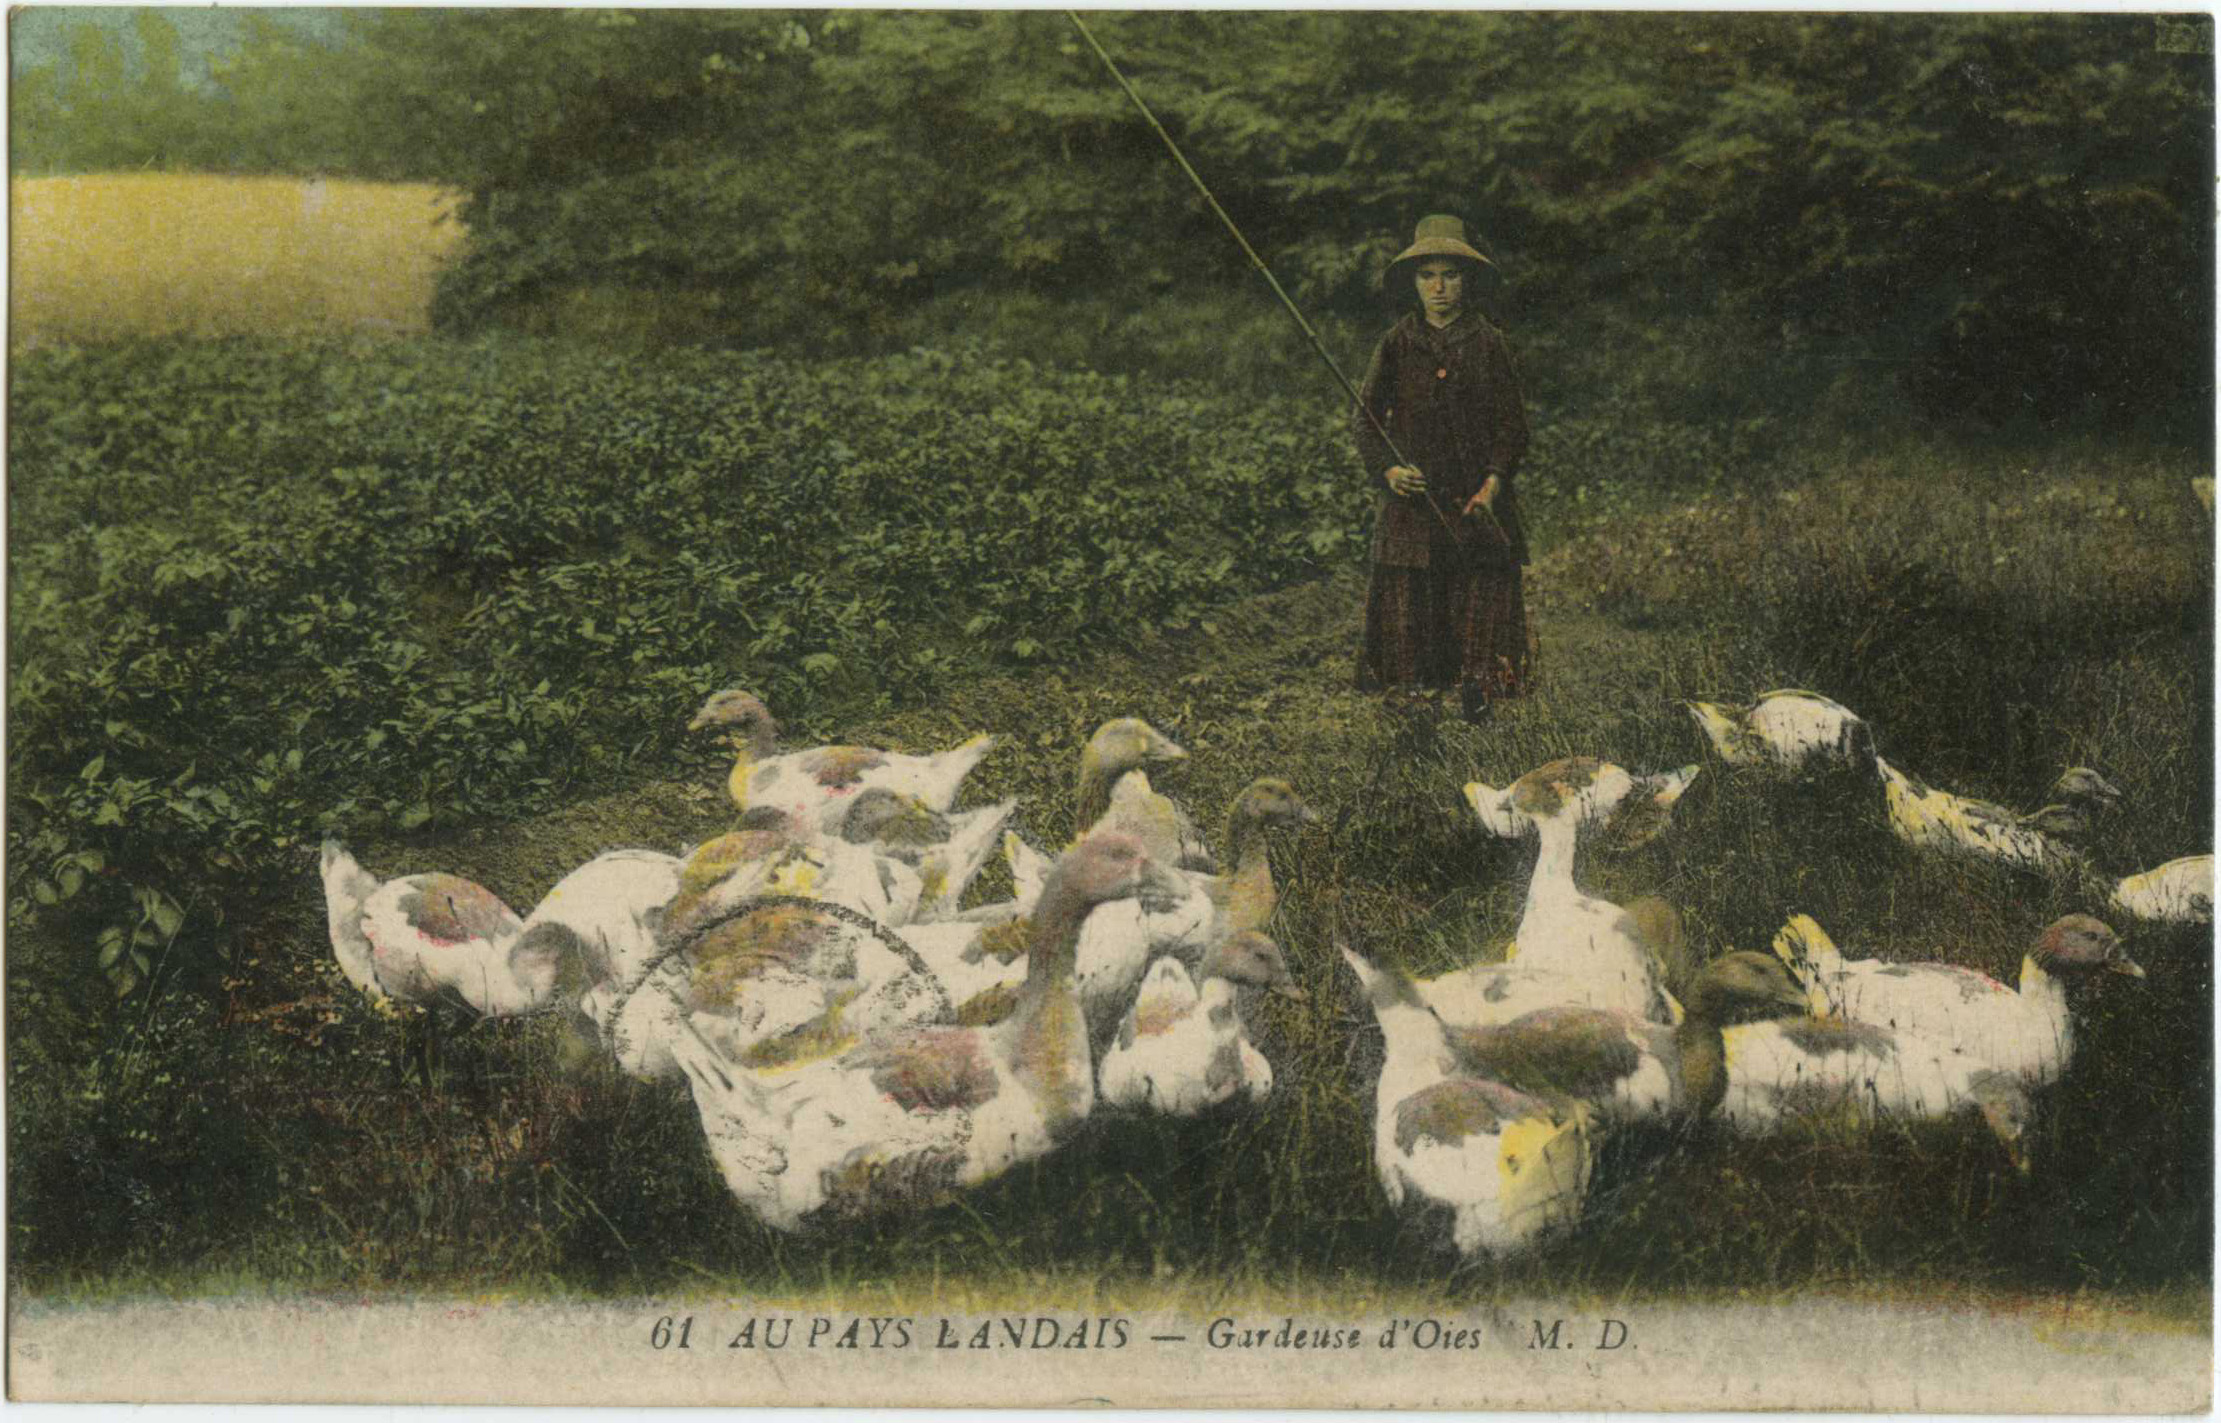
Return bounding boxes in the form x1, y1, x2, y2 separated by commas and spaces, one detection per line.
1414, 259, 1466, 322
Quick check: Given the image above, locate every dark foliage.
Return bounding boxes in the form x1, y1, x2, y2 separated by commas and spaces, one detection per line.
14, 12, 2212, 428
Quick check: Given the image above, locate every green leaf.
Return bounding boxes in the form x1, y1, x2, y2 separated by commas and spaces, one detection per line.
79, 754, 106, 782
399, 803, 433, 829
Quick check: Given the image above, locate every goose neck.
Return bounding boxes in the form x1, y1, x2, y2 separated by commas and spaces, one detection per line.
1223, 801, 1267, 865
1074, 757, 1118, 832
1017, 869, 1092, 999
1525, 817, 1581, 911
2018, 952, 2071, 1024
1672, 1014, 1729, 1118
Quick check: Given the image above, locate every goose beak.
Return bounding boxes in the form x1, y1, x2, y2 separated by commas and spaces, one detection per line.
1271, 982, 1309, 1002
2107, 955, 2148, 980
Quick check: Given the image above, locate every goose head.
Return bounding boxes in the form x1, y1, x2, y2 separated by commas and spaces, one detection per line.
1075, 718, 1188, 827
1230, 777, 1320, 834
688, 688, 778, 757
2031, 914, 2144, 981
1080, 717, 1186, 785
1678, 950, 1814, 1119
1685, 951, 1813, 1026
1500, 757, 1630, 831
2047, 766, 2123, 813
1200, 930, 1306, 1000
1966, 1070, 2035, 1176
1054, 831, 1188, 918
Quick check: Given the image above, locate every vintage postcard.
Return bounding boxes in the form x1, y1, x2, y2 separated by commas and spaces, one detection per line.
7, 7, 2213, 1411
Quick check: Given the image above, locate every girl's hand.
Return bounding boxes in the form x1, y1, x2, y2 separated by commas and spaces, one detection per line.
1386, 465, 1426, 497
1463, 474, 1500, 517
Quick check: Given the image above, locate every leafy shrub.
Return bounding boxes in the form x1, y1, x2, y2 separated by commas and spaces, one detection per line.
6, 333, 1381, 1027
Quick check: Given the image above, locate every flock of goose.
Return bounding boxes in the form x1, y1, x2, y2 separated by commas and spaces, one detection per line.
321, 692, 1314, 1232
317, 684, 2209, 1256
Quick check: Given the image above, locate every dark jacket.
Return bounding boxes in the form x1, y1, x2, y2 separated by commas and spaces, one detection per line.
1353, 311, 1531, 569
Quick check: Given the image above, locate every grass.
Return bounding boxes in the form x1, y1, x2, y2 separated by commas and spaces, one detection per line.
12, 431, 2208, 1310
9, 174, 462, 344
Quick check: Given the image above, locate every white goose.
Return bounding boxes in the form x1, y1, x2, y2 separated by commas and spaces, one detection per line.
1439, 947, 1818, 1127
2108, 854, 2213, 925
1691, 691, 2107, 879
1653, 947, 2045, 1174
1465, 756, 1700, 850
671, 833, 1185, 1232
504, 847, 686, 1069
517, 847, 682, 991
1684, 689, 1876, 773
1419, 775, 1678, 1027
1772, 913, 2143, 1087
1342, 945, 1593, 1259
319, 840, 549, 1016
687, 689, 996, 827
1706, 995, 2044, 1176
1875, 758, 2095, 876
1098, 932, 1304, 1116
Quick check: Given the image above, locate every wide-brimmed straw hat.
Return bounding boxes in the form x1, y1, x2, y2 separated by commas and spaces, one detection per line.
1385, 214, 1494, 291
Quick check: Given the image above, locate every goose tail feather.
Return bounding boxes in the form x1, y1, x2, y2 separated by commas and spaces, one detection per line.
1770, 913, 1843, 1017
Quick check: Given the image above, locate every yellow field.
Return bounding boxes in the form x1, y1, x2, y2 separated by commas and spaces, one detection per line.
10, 173, 464, 342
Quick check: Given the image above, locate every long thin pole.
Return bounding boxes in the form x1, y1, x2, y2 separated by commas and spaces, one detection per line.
1065, 11, 1503, 547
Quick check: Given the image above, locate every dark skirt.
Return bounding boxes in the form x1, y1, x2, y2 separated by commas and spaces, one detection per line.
1356, 559, 1531, 700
